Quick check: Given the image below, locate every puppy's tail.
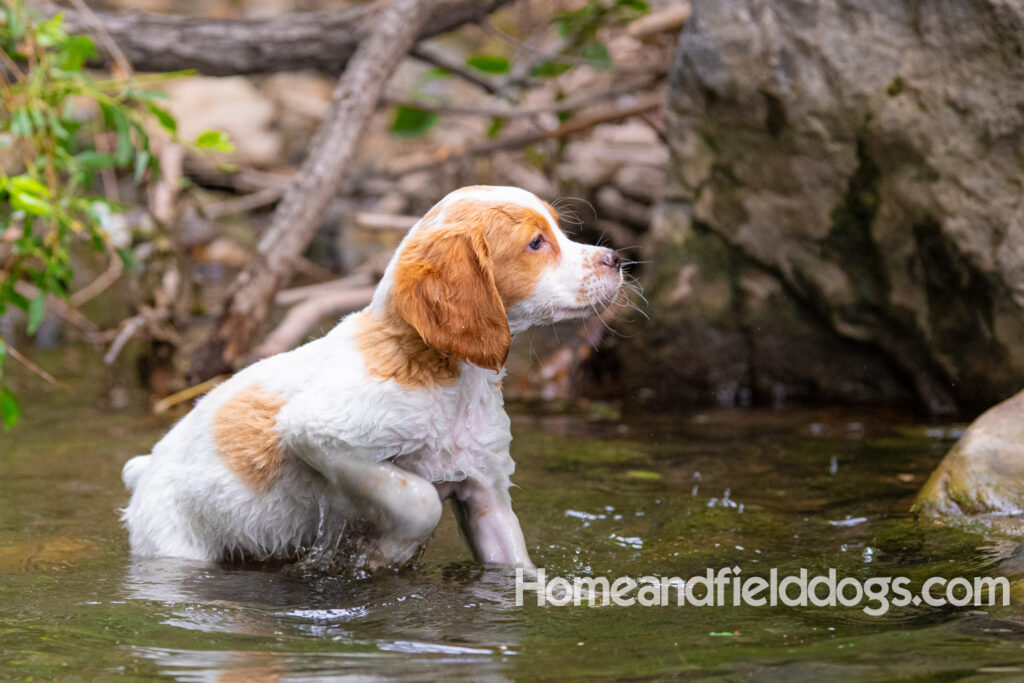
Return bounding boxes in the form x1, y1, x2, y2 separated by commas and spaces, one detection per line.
121, 454, 151, 494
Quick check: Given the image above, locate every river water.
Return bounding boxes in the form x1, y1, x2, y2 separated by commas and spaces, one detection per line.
2, 360, 1023, 680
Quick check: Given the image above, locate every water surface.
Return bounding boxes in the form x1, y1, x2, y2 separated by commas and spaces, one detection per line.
2, 365, 1023, 680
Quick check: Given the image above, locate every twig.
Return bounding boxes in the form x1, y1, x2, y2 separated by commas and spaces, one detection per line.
70, 247, 123, 307
276, 273, 373, 306
383, 75, 659, 118
5, 344, 69, 390
14, 281, 99, 334
103, 314, 146, 365
253, 285, 377, 360
352, 212, 420, 231
152, 375, 230, 415
202, 186, 283, 219
409, 43, 503, 96
371, 90, 665, 180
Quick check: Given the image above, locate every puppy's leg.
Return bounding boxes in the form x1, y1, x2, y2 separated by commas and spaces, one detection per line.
300, 450, 443, 569
450, 478, 536, 574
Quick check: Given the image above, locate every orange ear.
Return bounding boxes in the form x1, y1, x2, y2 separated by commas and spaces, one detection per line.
392, 226, 510, 371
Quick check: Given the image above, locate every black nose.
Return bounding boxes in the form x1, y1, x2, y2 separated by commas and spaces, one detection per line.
601, 249, 621, 269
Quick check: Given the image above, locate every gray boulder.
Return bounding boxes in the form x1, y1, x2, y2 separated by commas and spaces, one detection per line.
626, 0, 1024, 414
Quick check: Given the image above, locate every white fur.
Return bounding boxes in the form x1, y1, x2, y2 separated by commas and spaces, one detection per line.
121, 186, 622, 569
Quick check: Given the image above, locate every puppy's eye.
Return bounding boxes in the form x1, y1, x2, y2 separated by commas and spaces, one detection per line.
528, 235, 544, 251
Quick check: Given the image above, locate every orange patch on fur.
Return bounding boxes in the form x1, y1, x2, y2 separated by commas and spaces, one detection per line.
355, 311, 461, 387
390, 212, 511, 371
213, 385, 287, 491
439, 199, 560, 307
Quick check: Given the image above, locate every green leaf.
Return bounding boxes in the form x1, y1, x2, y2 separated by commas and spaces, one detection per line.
146, 102, 177, 134
620, 0, 650, 17
56, 35, 96, 71
531, 61, 574, 78
194, 130, 233, 153
7, 288, 29, 311
10, 192, 52, 217
133, 149, 151, 181
581, 41, 613, 71
390, 105, 439, 139
27, 294, 46, 335
486, 116, 506, 138
10, 108, 33, 138
35, 11, 67, 47
10, 176, 50, 198
116, 247, 136, 269
421, 66, 452, 82
465, 55, 510, 75
0, 387, 18, 430
73, 151, 118, 170
624, 470, 663, 481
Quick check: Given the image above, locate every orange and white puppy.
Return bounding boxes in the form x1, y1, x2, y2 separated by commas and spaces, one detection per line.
121, 185, 623, 572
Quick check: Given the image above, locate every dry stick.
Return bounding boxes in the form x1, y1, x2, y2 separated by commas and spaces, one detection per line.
253, 285, 378, 360
383, 74, 660, 118
193, 82, 662, 215
189, 0, 448, 381
409, 44, 502, 96
5, 344, 69, 390
70, 247, 123, 307
152, 374, 230, 415
370, 90, 665, 181
13, 281, 99, 334
42, 0, 510, 76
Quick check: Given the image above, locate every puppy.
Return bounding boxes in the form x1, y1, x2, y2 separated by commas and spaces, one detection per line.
121, 185, 623, 572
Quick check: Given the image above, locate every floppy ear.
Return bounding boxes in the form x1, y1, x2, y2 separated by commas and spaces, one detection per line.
392, 226, 510, 371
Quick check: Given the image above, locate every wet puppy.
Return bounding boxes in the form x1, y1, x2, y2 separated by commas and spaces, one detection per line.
121, 185, 623, 572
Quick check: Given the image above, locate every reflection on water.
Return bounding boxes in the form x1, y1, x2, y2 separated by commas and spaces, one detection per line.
2, 375, 1024, 680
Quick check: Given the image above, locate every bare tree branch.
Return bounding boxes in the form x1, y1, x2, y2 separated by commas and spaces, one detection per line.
189, 0, 449, 381
38, 0, 510, 76
367, 90, 665, 181
254, 286, 377, 360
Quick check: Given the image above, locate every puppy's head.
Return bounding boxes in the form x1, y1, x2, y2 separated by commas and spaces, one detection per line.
378, 186, 623, 371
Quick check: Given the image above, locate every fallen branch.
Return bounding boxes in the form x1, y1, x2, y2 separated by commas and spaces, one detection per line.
275, 273, 374, 306
189, 0, 449, 381
383, 75, 660, 118
253, 285, 377, 360
41, 0, 510, 76
369, 90, 665, 181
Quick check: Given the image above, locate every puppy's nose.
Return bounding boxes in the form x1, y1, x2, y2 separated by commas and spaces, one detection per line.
600, 249, 621, 269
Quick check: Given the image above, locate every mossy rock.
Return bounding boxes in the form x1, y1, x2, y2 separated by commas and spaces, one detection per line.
915, 390, 1024, 519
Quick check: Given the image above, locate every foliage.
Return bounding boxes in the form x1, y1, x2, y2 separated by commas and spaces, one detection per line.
390, 104, 440, 138
0, 1, 223, 429
390, 0, 649, 138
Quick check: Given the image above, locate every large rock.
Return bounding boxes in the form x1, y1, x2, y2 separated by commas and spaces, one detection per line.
625, 0, 1024, 414
915, 390, 1024, 519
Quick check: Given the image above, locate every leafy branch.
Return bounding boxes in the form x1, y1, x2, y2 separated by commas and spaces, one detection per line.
0, 1, 226, 429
